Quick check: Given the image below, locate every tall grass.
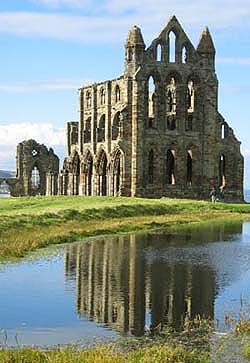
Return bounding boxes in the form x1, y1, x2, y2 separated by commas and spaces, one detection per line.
0, 345, 212, 363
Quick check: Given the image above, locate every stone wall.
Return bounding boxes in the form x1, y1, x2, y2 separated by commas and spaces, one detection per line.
60, 16, 244, 202
7, 139, 59, 196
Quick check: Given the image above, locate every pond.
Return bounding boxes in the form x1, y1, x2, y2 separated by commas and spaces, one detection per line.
1, 221, 250, 347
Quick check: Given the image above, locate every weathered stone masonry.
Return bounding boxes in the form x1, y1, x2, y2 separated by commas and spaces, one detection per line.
59, 16, 243, 201
2, 139, 59, 196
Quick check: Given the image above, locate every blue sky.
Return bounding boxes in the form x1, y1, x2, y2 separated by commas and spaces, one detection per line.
0, 0, 249, 186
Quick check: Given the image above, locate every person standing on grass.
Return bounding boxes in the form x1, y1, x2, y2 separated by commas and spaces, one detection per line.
209, 187, 217, 202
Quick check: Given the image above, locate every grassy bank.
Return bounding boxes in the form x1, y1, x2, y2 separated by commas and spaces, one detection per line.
1, 317, 250, 362
0, 196, 250, 259
0, 346, 211, 363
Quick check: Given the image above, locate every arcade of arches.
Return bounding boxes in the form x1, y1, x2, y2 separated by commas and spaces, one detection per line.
59, 149, 123, 196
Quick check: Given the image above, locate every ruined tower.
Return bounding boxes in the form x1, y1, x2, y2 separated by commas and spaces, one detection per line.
60, 16, 243, 201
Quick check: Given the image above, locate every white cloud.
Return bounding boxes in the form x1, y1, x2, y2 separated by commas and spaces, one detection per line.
0, 2, 249, 44
0, 122, 66, 169
0, 122, 66, 170
0, 79, 90, 93
0, 122, 65, 146
0, 12, 130, 43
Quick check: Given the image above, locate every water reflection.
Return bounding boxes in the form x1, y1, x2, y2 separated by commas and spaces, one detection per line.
65, 222, 243, 336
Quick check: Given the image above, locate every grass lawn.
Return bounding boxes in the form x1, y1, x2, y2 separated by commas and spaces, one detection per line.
0, 195, 250, 259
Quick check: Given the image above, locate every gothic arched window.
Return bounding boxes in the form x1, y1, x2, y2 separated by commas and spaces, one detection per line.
148, 76, 156, 123
31, 166, 40, 188
84, 117, 91, 143
166, 149, 175, 184
156, 43, 162, 61
219, 154, 226, 187
168, 31, 176, 63
182, 45, 188, 64
187, 80, 194, 112
97, 115, 105, 142
115, 85, 120, 103
112, 112, 120, 140
167, 77, 176, 113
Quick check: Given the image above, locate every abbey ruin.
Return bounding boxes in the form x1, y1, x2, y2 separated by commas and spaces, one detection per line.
3, 16, 244, 200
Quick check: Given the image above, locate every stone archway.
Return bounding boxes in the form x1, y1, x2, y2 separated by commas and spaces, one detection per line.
113, 150, 122, 196
83, 151, 94, 196
72, 152, 80, 195
166, 149, 176, 185
97, 151, 108, 196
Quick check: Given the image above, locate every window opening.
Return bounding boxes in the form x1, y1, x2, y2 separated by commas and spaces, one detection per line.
86, 157, 93, 196
168, 31, 176, 62
115, 85, 120, 103
219, 154, 226, 187
167, 77, 176, 113
97, 115, 105, 142
187, 80, 194, 112
100, 154, 108, 196
112, 112, 120, 140
31, 166, 40, 188
156, 43, 162, 61
166, 150, 175, 184
84, 118, 91, 143
148, 76, 156, 124
221, 124, 225, 139
182, 46, 187, 63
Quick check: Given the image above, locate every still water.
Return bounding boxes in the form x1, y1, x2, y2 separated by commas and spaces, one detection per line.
1, 221, 250, 346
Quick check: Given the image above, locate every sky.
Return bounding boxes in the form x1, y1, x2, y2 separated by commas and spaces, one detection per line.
0, 0, 249, 186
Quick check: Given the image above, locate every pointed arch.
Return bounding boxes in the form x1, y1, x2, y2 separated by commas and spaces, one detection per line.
168, 30, 176, 62
112, 112, 120, 140
219, 154, 226, 187
97, 114, 105, 142
115, 85, 121, 103
181, 45, 188, 64
112, 149, 122, 196
156, 43, 162, 61
72, 151, 80, 195
187, 80, 194, 112
31, 166, 40, 188
97, 150, 108, 196
166, 76, 177, 114
148, 75, 156, 123
166, 149, 175, 185
83, 150, 93, 196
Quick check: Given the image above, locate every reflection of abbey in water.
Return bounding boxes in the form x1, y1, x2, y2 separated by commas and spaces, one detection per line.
64, 224, 242, 335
